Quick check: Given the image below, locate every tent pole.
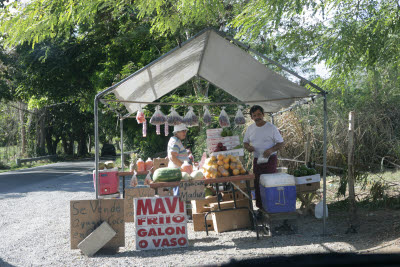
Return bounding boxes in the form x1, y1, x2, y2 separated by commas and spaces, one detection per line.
120, 116, 124, 171
323, 93, 328, 234
94, 97, 100, 199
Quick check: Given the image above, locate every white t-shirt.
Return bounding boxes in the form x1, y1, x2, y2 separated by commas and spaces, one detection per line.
243, 122, 284, 158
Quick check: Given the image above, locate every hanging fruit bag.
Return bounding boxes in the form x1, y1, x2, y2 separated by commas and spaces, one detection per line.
218, 106, 230, 128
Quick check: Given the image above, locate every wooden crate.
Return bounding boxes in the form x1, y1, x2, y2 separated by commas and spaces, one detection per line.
296, 182, 320, 193
211, 209, 251, 233
192, 213, 214, 231
209, 199, 249, 211
191, 196, 218, 213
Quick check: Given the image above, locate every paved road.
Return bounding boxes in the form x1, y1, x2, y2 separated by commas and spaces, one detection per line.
0, 160, 95, 194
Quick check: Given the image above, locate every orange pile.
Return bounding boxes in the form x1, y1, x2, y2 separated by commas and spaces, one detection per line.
202, 154, 247, 179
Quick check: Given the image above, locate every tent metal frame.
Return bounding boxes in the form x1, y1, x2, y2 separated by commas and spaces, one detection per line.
93, 28, 329, 234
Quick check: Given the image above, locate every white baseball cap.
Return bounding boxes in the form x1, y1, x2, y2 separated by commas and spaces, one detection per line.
173, 124, 188, 133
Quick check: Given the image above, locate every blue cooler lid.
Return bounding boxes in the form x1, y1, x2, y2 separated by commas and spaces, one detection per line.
260, 173, 295, 187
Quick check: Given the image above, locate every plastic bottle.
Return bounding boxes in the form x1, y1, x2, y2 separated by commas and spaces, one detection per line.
137, 158, 145, 172
145, 158, 153, 171
181, 160, 193, 175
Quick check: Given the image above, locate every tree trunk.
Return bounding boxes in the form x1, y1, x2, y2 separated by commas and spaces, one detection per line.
78, 134, 88, 156
19, 102, 27, 156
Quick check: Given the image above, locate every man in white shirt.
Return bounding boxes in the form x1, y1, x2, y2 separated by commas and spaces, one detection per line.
243, 105, 284, 212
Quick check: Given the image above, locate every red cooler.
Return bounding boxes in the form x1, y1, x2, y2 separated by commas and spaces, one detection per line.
93, 168, 119, 195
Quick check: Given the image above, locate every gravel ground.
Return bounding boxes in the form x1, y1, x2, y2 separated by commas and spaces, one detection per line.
1, 168, 400, 267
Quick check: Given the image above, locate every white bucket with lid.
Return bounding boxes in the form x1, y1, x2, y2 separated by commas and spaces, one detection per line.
260, 173, 295, 187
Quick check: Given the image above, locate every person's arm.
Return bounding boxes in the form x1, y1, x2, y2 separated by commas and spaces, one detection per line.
263, 142, 284, 158
244, 142, 255, 152
170, 151, 183, 167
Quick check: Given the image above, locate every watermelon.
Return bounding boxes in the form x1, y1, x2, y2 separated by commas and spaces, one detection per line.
153, 167, 182, 182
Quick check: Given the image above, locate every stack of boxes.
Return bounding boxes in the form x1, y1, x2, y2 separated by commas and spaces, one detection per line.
191, 191, 251, 233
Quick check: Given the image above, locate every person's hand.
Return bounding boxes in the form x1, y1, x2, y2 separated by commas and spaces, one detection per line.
263, 149, 272, 158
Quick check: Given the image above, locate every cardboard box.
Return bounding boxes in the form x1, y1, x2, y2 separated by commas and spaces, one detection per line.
191, 196, 218, 213
211, 209, 251, 233
231, 179, 254, 190
192, 213, 214, 231
153, 158, 169, 171
221, 191, 247, 201
206, 136, 240, 153
296, 182, 320, 193
206, 128, 223, 138
209, 199, 249, 211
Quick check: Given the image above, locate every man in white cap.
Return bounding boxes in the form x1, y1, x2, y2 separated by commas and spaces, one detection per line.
167, 124, 190, 168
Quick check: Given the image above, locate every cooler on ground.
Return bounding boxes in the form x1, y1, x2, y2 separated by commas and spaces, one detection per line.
93, 168, 119, 195
260, 173, 296, 213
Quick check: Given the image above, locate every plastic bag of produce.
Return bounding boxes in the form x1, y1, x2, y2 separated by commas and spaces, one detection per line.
156, 124, 161, 135
142, 119, 147, 137
150, 105, 166, 125
183, 106, 199, 127
130, 170, 138, 187
136, 106, 146, 124
144, 170, 152, 185
167, 107, 183, 125
164, 122, 169, 136
203, 106, 212, 125
218, 107, 230, 128
234, 105, 246, 125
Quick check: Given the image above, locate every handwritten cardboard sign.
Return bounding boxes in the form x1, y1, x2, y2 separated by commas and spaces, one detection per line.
70, 199, 125, 249
134, 196, 188, 250
179, 180, 205, 201
124, 187, 155, 222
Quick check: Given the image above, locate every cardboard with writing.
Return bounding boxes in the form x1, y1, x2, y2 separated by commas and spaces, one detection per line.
179, 180, 205, 202
134, 196, 188, 250
124, 187, 155, 222
70, 199, 125, 249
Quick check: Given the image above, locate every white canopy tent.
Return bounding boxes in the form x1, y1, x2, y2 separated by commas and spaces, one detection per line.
94, 28, 328, 233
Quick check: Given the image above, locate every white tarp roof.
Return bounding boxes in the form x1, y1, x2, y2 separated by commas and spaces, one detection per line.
110, 29, 312, 114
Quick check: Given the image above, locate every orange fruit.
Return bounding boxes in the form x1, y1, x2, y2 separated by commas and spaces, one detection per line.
223, 163, 230, 170
223, 157, 230, 164
240, 169, 246, 174
210, 156, 217, 161
232, 169, 240, 176
230, 162, 237, 170
217, 154, 224, 161
217, 160, 224, 166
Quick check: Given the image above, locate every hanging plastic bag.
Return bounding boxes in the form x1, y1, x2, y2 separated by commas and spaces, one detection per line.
136, 105, 146, 124
165, 122, 169, 136
156, 124, 161, 135
142, 119, 147, 137
218, 106, 230, 128
150, 105, 166, 125
167, 107, 183, 126
203, 106, 212, 125
234, 105, 246, 125
144, 170, 152, 185
183, 106, 199, 127
130, 170, 138, 187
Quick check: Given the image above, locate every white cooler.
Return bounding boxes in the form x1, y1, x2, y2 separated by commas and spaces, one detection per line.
260, 173, 296, 213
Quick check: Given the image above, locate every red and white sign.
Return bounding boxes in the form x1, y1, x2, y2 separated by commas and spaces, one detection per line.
134, 196, 188, 250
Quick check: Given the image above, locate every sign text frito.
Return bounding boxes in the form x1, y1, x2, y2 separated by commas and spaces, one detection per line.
134, 196, 187, 250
